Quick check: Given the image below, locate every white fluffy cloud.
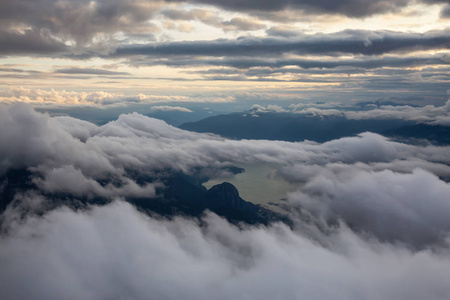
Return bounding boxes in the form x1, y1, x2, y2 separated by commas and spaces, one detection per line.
0, 104, 450, 240
1, 201, 450, 300
288, 168, 450, 247
1, 103, 450, 298
1, 103, 449, 203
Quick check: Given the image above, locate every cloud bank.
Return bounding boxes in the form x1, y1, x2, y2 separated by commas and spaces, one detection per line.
0, 87, 204, 106
1, 201, 450, 300
253, 100, 450, 125
1, 103, 449, 204
1, 104, 450, 298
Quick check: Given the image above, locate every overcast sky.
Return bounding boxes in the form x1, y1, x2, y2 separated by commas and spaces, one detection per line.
0, 0, 449, 107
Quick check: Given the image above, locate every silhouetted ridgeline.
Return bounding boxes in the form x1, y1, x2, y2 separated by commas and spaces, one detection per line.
180, 112, 450, 145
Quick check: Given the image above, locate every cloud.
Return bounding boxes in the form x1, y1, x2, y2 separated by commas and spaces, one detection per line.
441, 4, 450, 18
168, 0, 412, 17
288, 168, 450, 247
1, 104, 450, 249
0, 104, 450, 297
0, 88, 126, 106
54, 68, 130, 76
343, 101, 450, 125
250, 104, 288, 113
0, 104, 117, 176
33, 164, 157, 199
221, 17, 266, 31
0, 0, 162, 48
163, 20, 195, 32
0, 0, 448, 60
252, 100, 450, 125
125, 51, 449, 77
162, 8, 200, 20
150, 105, 193, 112
266, 25, 303, 38
53, 115, 99, 141
0, 87, 198, 106
2, 104, 450, 184
2, 201, 450, 299
113, 29, 450, 58
0, 29, 68, 56
161, 8, 225, 28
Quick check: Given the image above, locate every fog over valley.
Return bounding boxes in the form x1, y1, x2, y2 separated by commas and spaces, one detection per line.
1, 104, 450, 299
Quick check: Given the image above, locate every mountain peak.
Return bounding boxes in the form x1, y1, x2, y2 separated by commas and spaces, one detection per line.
205, 182, 241, 210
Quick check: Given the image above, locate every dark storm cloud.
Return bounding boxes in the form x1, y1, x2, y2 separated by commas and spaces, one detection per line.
113, 29, 450, 58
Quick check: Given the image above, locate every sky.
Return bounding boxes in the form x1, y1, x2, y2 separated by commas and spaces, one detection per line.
0, 0, 450, 108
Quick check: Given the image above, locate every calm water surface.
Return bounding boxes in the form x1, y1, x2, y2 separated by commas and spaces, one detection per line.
203, 163, 298, 212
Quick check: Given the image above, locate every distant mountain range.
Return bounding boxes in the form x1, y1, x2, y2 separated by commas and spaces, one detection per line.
180, 112, 450, 145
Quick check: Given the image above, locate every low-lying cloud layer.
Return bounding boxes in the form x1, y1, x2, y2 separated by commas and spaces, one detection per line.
0, 87, 202, 106
1, 104, 449, 199
1, 104, 450, 298
252, 99, 450, 125
2, 201, 450, 300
